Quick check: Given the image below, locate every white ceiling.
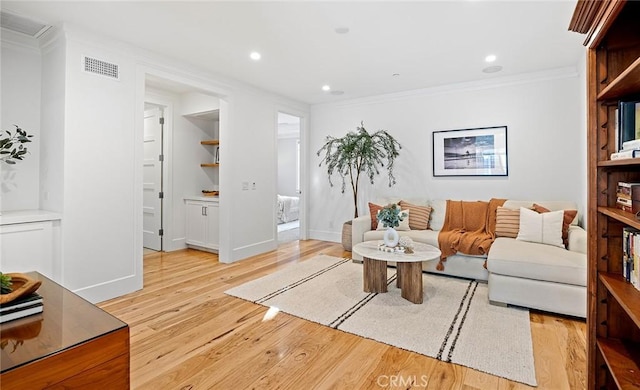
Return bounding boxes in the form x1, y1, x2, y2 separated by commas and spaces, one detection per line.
2, 1, 585, 105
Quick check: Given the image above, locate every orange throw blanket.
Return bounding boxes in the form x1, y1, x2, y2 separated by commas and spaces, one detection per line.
436, 198, 506, 271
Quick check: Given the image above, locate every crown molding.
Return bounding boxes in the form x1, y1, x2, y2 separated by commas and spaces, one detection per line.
313, 67, 580, 109
1, 28, 40, 53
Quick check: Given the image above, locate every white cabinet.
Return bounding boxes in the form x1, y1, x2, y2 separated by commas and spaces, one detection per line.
0, 210, 61, 282
185, 199, 219, 252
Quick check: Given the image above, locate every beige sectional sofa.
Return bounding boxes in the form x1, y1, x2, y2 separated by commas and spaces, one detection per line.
351, 199, 587, 318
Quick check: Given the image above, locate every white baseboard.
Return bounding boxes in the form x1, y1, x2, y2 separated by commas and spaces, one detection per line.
227, 239, 277, 263
73, 273, 143, 304
309, 230, 341, 243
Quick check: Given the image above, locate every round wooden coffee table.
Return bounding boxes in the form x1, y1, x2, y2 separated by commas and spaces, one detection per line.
352, 241, 441, 304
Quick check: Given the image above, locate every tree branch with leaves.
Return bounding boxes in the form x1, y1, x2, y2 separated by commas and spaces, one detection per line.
1, 125, 33, 165
317, 122, 401, 218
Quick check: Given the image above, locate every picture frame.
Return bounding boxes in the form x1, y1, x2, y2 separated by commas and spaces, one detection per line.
433, 126, 508, 177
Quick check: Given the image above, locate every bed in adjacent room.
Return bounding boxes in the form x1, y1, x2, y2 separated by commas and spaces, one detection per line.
277, 194, 299, 224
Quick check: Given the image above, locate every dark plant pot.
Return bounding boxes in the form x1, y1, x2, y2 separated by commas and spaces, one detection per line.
342, 220, 352, 251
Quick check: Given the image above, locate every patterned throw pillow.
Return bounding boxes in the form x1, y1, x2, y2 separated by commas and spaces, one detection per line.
398, 200, 432, 230
368, 202, 383, 230
495, 207, 521, 238
532, 204, 578, 248
376, 209, 411, 231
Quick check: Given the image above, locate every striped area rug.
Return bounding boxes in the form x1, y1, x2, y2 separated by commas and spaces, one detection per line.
224, 254, 536, 386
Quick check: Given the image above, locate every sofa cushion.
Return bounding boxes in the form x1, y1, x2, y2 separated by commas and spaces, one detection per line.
363, 229, 440, 248
532, 204, 578, 248
502, 200, 579, 225
495, 207, 520, 238
376, 209, 410, 231
399, 200, 432, 230
516, 207, 564, 248
428, 199, 447, 231
488, 237, 586, 286
368, 202, 384, 230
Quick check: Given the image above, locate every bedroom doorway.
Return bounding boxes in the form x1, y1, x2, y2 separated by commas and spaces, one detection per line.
277, 112, 301, 243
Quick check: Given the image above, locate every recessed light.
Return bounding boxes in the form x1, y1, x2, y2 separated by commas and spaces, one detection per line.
322, 85, 331, 91
250, 52, 261, 61
485, 54, 497, 63
335, 27, 349, 34
392, 73, 400, 77
482, 65, 503, 73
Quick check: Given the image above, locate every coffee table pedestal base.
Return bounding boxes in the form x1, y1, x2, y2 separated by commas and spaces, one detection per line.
363, 257, 423, 304
363, 257, 388, 293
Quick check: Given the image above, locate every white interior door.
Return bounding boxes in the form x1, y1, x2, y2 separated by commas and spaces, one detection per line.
143, 107, 163, 250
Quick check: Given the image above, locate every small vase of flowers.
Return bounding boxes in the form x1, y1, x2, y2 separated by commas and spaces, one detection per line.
377, 203, 407, 248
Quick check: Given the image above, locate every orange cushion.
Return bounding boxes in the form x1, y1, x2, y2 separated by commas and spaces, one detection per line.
368, 202, 383, 230
398, 200, 432, 230
532, 204, 577, 248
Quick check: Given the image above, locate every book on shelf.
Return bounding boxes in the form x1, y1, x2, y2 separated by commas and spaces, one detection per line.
617, 197, 632, 206
622, 138, 640, 151
617, 100, 640, 151
0, 292, 44, 323
622, 227, 640, 288
610, 149, 640, 159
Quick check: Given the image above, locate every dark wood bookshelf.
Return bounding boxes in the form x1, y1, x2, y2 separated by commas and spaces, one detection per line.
596, 338, 640, 389
598, 207, 640, 231
598, 158, 640, 168
570, 1, 640, 388
598, 57, 640, 101
599, 273, 640, 329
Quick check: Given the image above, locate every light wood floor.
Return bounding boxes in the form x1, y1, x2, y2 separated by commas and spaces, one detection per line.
99, 240, 587, 389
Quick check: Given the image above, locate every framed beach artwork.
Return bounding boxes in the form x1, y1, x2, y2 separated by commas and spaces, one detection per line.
433, 126, 508, 177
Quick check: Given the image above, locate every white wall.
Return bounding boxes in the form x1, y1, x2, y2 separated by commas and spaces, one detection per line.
1, 31, 42, 211
3, 22, 309, 302
277, 137, 298, 197
309, 68, 586, 242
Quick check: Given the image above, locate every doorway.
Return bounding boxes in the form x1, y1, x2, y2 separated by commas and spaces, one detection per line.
277, 112, 301, 244
143, 104, 165, 251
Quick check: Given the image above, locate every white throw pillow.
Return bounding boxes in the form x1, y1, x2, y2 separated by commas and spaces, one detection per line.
377, 209, 411, 231
516, 207, 564, 248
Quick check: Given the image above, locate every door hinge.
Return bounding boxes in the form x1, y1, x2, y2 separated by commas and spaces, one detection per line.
159, 117, 165, 125
159, 228, 164, 236
159, 192, 164, 199
159, 154, 164, 162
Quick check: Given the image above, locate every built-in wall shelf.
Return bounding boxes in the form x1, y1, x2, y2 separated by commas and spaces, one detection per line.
200, 163, 219, 168
598, 158, 640, 168
596, 338, 640, 389
598, 207, 640, 230
600, 273, 640, 328
597, 56, 640, 101
200, 140, 219, 146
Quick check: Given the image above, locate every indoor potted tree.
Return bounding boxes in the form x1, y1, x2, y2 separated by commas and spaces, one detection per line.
317, 121, 401, 250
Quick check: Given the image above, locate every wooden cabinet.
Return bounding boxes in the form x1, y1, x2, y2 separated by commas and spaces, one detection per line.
569, 1, 640, 389
0, 272, 129, 389
185, 199, 219, 252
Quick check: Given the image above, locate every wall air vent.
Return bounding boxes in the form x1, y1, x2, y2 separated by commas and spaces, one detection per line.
83, 56, 120, 80
1, 10, 51, 38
